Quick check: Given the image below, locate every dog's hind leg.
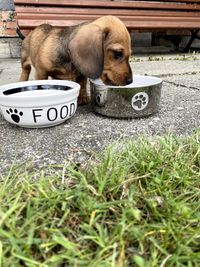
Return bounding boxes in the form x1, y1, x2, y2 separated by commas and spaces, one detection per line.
19, 58, 31, 81
19, 34, 32, 81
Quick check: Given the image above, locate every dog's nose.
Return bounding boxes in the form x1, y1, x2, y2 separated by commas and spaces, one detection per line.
125, 77, 133, 85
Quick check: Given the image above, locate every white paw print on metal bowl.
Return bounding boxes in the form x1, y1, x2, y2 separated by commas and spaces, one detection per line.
131, 92, 149, 111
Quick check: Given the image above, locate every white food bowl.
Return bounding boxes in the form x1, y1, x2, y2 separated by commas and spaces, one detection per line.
0, 80, 80, 128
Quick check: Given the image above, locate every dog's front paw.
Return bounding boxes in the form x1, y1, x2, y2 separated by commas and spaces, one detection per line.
78, 95, 91, 105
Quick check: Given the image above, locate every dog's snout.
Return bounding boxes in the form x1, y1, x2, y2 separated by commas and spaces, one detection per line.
126, 76, 133, 85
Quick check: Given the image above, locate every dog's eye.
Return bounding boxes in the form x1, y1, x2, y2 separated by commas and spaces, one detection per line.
113, 51, 123, 60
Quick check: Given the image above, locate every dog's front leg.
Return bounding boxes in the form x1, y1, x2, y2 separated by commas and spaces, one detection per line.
76, 75, 90, 105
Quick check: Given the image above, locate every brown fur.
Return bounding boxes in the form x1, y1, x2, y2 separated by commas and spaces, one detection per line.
19, 16, 132, 104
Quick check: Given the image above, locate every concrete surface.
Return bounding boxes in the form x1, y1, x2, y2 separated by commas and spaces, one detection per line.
0, 55, 200, 170
0, 38, 22, 58
0, 0, 15, 11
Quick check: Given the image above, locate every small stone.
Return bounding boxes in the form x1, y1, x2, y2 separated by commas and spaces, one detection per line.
153, 117, 160, 122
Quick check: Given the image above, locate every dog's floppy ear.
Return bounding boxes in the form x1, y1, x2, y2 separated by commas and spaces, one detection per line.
68, 24, 105, 79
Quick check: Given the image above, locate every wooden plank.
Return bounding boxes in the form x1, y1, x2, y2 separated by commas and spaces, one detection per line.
17, 13, 200, 23
14, 0, 200, 3
15, 7, 200, 17
144, 0, 200, 2
142, 0, 200, 2
17, 16, 200, 29
14, 0, 200, 11
17, 21, 200, 30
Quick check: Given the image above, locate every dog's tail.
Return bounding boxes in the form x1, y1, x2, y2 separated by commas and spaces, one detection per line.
17, 27, 25, 40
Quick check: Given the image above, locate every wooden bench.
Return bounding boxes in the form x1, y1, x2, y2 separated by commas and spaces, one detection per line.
14, 0, 200, 52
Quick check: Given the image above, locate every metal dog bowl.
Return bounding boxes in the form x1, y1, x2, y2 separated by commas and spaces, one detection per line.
90, 75, 162, 118
0, 80, 80, 128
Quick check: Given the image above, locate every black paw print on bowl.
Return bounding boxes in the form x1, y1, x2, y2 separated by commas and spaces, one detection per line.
6, 108, 23, 123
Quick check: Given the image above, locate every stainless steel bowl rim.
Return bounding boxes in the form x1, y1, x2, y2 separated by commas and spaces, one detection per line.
90, 75, 162, 89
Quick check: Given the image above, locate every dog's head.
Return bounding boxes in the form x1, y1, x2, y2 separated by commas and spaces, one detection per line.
68, 16, 132, 86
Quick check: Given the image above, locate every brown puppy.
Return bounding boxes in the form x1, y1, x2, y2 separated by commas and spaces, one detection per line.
19, 16, 132, 104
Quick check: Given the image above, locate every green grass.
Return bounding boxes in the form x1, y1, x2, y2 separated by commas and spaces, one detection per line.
0, 133, 200, 267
